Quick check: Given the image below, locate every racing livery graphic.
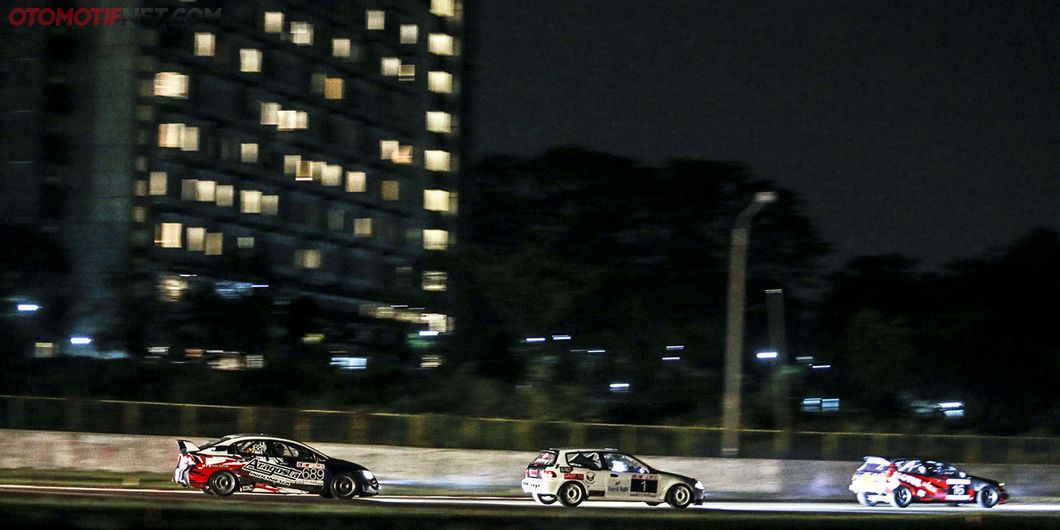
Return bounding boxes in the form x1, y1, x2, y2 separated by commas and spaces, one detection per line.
521, 448, 706, 508
849, 456, 1008, 508
173, 434, 379, 498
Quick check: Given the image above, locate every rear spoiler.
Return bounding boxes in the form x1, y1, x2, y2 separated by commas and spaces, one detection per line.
863, 456, 891, 466
177, 440, 200, 454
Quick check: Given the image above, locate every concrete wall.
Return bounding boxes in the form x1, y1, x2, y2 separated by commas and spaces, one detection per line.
1, 429, 1056, 500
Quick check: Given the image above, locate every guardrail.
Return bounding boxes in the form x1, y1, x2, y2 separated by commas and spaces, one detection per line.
1, 395, 1056, 464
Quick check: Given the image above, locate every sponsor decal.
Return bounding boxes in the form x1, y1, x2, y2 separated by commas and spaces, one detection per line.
585, 472, 596, 483
296, 462, 325, 469
240, 485, 254, 492
242, 458, 303, 485
607, 485, 629, 493
587, 490, 605, 497
630, 474, 659, 495
564, 473, 585, 480
559, 466, 572, 473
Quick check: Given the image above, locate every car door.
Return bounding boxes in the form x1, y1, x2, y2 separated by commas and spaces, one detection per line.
603, 453, 642, 500
287, 442, 326, 489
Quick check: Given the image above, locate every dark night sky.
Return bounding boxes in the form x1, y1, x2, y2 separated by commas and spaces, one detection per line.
468, 0, 1059, 269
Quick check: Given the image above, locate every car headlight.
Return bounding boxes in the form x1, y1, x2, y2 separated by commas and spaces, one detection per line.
694, 481, 704, 490
361, 470, 376, 481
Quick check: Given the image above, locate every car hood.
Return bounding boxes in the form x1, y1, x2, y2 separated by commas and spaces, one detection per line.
657, 470, 700, 487
968, 475, 1004, 489
326, 458, 369, 472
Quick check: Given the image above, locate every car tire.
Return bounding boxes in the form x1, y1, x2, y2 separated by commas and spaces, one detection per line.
557, 482, 585, 507
533, 494, 557, 505
331, 473, 360, 500
889, 486, 913, 508
207, 470, 238, 497
666, 484, 693, 509
977, 486, 1000, 509
856, 492, 878, 507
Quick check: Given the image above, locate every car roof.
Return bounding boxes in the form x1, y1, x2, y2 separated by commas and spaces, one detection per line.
549, 448, 622, 453
211, 434, 315, 447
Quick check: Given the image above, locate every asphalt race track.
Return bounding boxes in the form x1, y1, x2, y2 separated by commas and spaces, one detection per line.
3, 483, 1060, 513
2, 484, 1058, 530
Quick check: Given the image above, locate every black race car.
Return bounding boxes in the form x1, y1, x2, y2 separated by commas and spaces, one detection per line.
173, 433, 378, 498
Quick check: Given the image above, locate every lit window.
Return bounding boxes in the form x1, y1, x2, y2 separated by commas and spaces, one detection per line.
196, 180, 216, 202
154, 72, 188, 98
321, 164, 342, 186
295, 160, 313, 181
261, 102, 280, 125
327, 210, 344, 231
426, 111, 452, 133
324, 77, 344, 100
393, 145, 413, 164
216, 185, 234, 207
381, 57, 400, 77
277, 110, 308, 131
194, 32, 215, 57
158, 123, 184, 148
240, 143, 258, 163
135, 180, 147, 196
430, 0, 456, 17
149, 171, 167, 195
132, 207, 146, 223
422, 271, 447, 291
284, 154, 301, 175
181, 127, 199, 151
186, 227, 206, 251
264, 11, 283, 33
424, 189, 450, 212
291, 22, 313, 45
240, 49, 262, 73
237, 236, 255, 249
428, 33, 455, 56
295, 249, 322, 269
262, 195, 279, 215
423, 229, 449, 250
400, 24, 418, 44
380, 140, 399, 160
157, 223, 182, 248
366, 10, 385, 30
332, 38, 351, 58
205, 232, 223, 256
346, 171, 366, 192
241, 190, 262, 214
181, 179, 198, 200
382, 180, 400, 201
424, 150, 451, 172
354, 218, 372, 237
428, 71, 453, 93
399, 64, 415, 82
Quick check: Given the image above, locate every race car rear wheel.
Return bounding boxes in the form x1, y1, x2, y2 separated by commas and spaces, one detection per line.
666, 484, 693, 509
207, 470, 238, 497
977, 486, 999, 509
557, 482, 585, 507
533, 494, 557, 505
331, 473, 360, 500
889, 486, 913, 508
856, 492, 878, 506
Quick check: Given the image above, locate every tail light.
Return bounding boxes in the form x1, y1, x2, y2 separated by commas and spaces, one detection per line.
545, 470, 557, 478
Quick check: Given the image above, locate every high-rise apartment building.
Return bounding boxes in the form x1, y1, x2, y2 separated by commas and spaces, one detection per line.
0, 0, 463, 360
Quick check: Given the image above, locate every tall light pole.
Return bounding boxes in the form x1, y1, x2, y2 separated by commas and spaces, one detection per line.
766, 288, 792, 457
721, 191, 776, 457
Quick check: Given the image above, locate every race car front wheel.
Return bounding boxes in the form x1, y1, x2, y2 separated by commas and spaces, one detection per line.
207, 470, 238, 497
557, 482, 585, 507
889, 486, 912, 508
666, 484, 693, 509
977, 486, 1000, 509
533, 493, 557, 505
331, 473, 360, 500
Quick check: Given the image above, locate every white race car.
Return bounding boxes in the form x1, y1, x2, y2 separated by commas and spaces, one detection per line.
521, 448, 706, 508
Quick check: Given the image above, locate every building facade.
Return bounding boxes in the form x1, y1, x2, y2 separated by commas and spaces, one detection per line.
0, 0, 463, 361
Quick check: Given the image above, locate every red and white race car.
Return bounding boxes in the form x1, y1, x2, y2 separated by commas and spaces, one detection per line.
849, 456, 1008, 508
173, 433, 378, 498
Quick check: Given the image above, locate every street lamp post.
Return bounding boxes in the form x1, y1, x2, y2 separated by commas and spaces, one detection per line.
721, 191, 776, 457
766, 288, 792, 457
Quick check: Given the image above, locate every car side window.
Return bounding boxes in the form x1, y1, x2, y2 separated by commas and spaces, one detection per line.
565, 452, 603, 470
289, 443, 319, 462
234, 440, 268, 456
604, 453, 650, 474
269, 441, 296, 458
